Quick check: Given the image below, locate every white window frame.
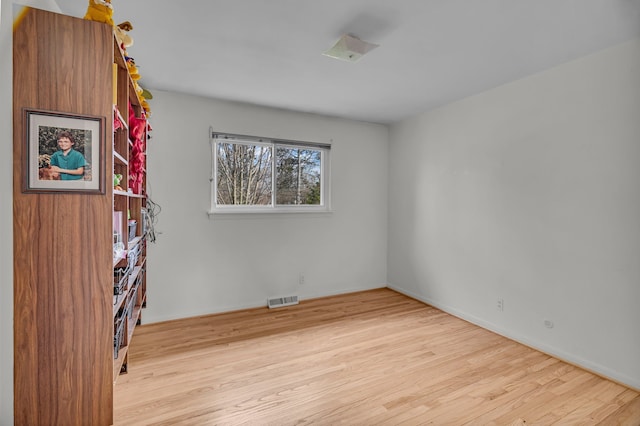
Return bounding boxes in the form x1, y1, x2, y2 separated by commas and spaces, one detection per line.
209, 132, 331, 215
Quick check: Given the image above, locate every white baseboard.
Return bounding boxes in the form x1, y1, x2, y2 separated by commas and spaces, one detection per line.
144, 284, 387, 325
387, 284, 640, 391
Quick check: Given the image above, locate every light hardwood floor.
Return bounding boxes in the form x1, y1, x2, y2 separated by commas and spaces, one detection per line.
114, 288, 640, 425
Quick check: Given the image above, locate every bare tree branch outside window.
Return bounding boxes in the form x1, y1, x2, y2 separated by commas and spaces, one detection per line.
213, 137, 327, 210
276, 148, 321, 205
216, 142, 272, 205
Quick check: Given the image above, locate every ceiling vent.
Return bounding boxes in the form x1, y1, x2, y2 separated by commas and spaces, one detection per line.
323, 34, 379, 62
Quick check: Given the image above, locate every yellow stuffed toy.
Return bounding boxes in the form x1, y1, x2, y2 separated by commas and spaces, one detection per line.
115, 21, 134, 52
84, 0, 114, 27
126, 57, 141, 81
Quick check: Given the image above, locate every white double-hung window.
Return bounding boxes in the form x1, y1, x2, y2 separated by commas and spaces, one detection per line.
210, 132, 331, 214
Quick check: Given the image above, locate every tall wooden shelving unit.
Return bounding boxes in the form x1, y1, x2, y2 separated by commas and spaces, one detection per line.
13, 7, 148, 425
112, 30, 149, 383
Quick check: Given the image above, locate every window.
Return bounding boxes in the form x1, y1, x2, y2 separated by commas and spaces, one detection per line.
210, 132, 331, 213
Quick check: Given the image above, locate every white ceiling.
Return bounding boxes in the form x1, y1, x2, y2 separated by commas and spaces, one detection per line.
54, 0, 640, 124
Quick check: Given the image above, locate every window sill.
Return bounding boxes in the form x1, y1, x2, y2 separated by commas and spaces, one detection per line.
207, 208, 333, 219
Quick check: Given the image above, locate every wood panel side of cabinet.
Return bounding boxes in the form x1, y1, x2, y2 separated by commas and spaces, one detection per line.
13, 8, 115, 425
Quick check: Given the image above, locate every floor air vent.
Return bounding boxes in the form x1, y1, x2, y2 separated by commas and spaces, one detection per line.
267, 295, 299, 309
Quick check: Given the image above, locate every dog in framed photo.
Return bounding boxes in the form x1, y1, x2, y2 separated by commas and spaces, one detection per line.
38, 154, 60, 180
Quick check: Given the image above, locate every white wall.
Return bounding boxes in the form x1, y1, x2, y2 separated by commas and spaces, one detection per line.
0, 2, 11, 423
144, 91, 389, 323
388, 39, 640, 389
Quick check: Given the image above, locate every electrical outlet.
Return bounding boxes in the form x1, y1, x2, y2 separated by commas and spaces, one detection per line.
497, 298, 504, 312
299, 274, 305, 285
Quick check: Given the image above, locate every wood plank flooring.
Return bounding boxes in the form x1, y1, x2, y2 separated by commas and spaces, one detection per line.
113, 288, 640, 425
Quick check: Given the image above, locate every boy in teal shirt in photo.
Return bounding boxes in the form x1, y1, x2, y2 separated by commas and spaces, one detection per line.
50, 131, 86, 180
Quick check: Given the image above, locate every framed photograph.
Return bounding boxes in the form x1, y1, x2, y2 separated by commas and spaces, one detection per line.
25, 109, 105, 193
